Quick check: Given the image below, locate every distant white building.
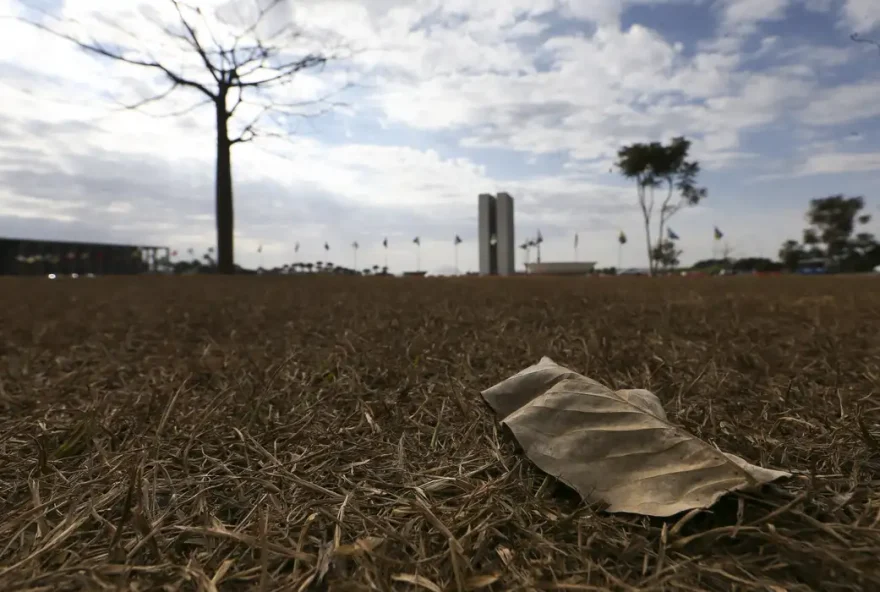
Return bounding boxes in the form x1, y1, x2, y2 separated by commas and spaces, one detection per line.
477, 193, 515, 275
526, 262, 597, 276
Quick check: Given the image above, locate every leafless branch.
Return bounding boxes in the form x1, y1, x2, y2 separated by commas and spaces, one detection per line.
233, 54, 329, 88
113, 82, 180, 112
17, 16, 217, 99
170, 0, 221, 83
851, 33, 880, 54
228, 80, 353, 145
133, 97, 215, 119
181, 1, 228, 66
230, 0, 287, 50
229, 104, 273, 144
228, 84, 246, 117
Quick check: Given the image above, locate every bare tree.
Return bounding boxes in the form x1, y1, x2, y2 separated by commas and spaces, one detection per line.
19, 0, 349, 274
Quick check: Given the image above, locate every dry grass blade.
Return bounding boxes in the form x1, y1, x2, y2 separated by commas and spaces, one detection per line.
392, 573, 444, 592
0, 275, 878, 591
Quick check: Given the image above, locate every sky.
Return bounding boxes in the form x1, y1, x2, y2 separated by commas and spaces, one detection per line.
0, 0, 879, 274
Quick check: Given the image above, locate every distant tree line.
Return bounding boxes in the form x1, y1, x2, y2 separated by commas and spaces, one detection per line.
168, 253, 392, 276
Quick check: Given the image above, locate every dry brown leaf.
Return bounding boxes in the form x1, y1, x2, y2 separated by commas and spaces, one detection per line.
481, 357, 791, 516
391, 573, 443, 592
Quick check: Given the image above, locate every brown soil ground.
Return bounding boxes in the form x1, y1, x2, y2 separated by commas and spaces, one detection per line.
1, 275, 878, 591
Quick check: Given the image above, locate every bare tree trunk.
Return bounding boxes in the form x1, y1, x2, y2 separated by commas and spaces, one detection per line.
638, 183, 655, 276
656, 180, 675, 273
215, 91, 235, 275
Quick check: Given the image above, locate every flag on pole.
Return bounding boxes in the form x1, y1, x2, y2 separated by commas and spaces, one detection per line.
257, 244, 263, 253
413, 237, 422, 271
714, 226, 724, 240
294, 242, 300, 253
454, 235, 462, 245
667, 228, 680, 240
536, 230, 544, 244
574, 233, 579, 248
618, 230, 627, 245
383, 237, 388, 248
171, 250, 178, 257
324, 242, 330, 252
352, 241, 359, 250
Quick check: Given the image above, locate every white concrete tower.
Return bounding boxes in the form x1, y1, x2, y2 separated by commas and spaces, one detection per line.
478, 193, 496, 275
495, 192, 515, 276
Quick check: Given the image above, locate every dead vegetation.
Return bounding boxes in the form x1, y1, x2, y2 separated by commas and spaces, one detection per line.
0, 275, 878, 591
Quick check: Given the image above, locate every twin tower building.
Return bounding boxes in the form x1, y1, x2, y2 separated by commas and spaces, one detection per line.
478, 192, 515, 276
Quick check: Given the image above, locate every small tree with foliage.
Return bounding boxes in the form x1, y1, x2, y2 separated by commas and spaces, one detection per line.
780, 195, 878, 272
616, 137, 707, 274
778, 240, 805, 272
652, 241, 682, 270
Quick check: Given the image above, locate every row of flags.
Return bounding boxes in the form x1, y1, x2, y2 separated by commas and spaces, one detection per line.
19, 225, 728, 266
567, 226, 724, 248
519, 230, 545, 251
662, 226, 724, 241
236, 225, 727, 261
260, 235, 468, 255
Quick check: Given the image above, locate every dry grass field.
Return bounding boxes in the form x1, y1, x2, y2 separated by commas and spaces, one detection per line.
1, 275, 879, 591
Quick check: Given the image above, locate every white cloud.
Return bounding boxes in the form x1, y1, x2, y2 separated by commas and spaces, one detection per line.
798, 152, 880, 175
720, 0, 790, 28
799, 81, 880, 126
841, 0, 880, 33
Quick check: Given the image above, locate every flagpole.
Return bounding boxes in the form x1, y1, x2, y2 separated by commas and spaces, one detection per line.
417, 244, 421, 272
454, 243, 458, 274
617, 242, 622, 270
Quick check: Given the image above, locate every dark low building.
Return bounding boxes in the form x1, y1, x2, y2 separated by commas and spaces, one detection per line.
0, 237, 169, 276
